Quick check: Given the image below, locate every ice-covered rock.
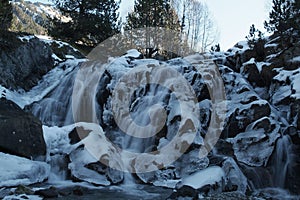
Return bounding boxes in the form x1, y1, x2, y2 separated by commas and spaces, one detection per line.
0, 152, 50, 187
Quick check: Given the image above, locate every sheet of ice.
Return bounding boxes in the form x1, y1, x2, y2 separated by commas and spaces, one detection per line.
0, 153, 50, 187
43, 125, 76, 156
181, 166, 225, 189
3, 194, 43, 200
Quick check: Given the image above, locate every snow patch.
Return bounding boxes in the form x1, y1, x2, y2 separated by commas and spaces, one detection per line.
181, 166, 225, 189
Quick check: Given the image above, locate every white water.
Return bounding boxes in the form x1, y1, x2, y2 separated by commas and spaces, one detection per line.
272, 135, 292, 188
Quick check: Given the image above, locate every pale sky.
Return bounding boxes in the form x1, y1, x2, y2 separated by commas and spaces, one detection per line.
199, 0, 272, 50
30, 0, 272, 51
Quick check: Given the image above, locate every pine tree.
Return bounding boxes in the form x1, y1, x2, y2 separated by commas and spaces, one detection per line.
123, 0, 181, 57
264, 0, 299, 34
0, 0, 13, 31
124, 0, 180, 31
51, 0, 121, 48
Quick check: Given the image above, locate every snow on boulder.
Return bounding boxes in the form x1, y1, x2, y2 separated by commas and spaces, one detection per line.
179, 166, 225, 190
0, 152, 50, 187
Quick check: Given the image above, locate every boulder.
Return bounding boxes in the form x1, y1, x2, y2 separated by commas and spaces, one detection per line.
0, 33, 54, 91
0, 98, 46, 159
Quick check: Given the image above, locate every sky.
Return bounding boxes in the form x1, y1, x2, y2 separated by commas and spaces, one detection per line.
199, 0, 272, 50
29, 0, 272, 51
119, 0, 273, 50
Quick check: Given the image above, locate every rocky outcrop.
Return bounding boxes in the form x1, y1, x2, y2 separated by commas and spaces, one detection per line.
0, 33, 54, 91
0, 98, 46, 159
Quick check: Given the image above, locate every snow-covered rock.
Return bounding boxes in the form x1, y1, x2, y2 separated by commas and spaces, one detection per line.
0, 152, 50, 187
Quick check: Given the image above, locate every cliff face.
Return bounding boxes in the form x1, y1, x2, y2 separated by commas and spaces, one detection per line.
0, 33, 54, 91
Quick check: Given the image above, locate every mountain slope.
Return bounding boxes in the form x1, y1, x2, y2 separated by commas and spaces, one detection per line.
10, 0, 70, 35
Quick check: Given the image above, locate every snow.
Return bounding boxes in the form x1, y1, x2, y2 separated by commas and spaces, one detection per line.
257, 62, 271, 73
265, 43, 278, 48
43, 123, 123, 185
290, 56, 300, 62
0, 152, 50, 187
18, 35, 35, 42
43, 125, 76, 157
272, 85, 292, 104
124, 49, 142, 58
227, 41, 250, 54
273, 67, 300, 99
181, 166, 225, 189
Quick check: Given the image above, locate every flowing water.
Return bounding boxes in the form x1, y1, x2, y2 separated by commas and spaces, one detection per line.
272, 135, 292, 188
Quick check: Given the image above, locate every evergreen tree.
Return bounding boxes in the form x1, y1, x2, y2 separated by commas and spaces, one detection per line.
264, 0, 299, 34
124, 0, 180, 31
124, 0, 181, 57
51, 0, 121, 48
0, 0, 13, 31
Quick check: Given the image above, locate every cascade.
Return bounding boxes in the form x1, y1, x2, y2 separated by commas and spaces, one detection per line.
272, 135, 292, 188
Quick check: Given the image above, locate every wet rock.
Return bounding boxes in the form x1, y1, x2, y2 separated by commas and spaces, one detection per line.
35, 187, 59, 198
0, 98, 46, 159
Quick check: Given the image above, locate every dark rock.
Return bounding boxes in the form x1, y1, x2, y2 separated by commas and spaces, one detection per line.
50, 41, 85, 61
213, 140, 234, 156
14, 185, 35, 195
0, 98, 46, 159
241, 62, 265, 87
250, 103, 271, 122
0, 34, 54, 91
73, 186, 84, 196
291, 100, 300, 130
35, 187, 59, 198
168, 185, 198, 200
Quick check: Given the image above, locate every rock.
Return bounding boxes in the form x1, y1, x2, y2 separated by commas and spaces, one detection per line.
241, 62, 265, 87
202, 191, 248, 199
0, 98, 46, 159
177, 166, 226, 197
221, 158, 248, 193
49, 41, 85, 61
14, 185, 35, 195
291, 100, 300, 130
35, 187, 59, 198
0, 33, 54, 91
168, 185, 199, 200
0, 152, 50, 187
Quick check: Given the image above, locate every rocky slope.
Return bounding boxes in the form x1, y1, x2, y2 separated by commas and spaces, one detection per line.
10, 0, 70, 35
0, 32, 299, 199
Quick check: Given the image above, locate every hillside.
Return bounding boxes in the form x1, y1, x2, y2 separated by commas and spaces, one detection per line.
9, 0, 70, 35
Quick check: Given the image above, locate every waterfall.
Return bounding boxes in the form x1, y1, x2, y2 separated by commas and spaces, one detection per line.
272, 135, 292, 188
48, 154, 69, 183
31, 68, 78, 126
